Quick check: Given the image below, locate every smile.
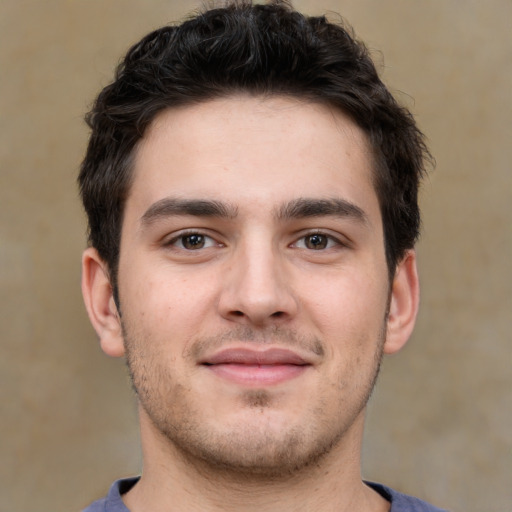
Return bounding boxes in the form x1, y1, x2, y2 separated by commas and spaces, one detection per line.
200, 348, 312, 386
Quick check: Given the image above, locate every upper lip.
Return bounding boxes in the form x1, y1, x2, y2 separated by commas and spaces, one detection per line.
200, 348, 310, 366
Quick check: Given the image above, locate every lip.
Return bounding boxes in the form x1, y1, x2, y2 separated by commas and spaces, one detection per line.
200, 348, 312, 386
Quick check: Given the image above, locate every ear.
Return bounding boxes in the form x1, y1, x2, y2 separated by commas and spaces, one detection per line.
383, 250, 420, 355
81, 247, 125, 357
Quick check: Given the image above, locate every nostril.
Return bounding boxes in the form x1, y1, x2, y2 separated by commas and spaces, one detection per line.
232, 311, 244, 317
271, 311, 284, 318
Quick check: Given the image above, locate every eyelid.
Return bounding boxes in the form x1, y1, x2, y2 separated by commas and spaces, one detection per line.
163, 229, 222, 249
291, 230, 350, 250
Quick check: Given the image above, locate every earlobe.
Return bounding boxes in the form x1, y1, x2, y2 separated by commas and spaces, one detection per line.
383, 250, 420, 355
81, 247, 125, 358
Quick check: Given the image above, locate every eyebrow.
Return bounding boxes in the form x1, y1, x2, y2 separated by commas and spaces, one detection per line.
276, 197, 368, 224
140, 196, 368, 226
141, 198, 239, 225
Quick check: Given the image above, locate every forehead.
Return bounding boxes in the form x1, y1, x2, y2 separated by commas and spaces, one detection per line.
128, 95, 378, 220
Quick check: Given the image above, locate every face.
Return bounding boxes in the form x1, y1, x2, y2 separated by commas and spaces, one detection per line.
83, 95, 418, 476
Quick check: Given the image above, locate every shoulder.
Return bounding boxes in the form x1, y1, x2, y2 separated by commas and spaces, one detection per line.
82, 478, 139, 512
366, 482, 449, 512
82, 495, 107, 512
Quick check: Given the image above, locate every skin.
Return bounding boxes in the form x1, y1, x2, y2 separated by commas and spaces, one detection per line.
82, 95, 419, 512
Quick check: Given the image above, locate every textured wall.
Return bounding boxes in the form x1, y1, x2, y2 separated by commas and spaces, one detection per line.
1, 1, 510, 511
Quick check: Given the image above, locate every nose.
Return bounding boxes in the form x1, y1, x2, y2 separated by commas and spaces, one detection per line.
217, 239, 298, 327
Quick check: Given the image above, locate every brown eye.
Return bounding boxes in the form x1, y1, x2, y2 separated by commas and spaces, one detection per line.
304, 234, 329, 250
181, 235, 204, 250
181, 234, 206, 250
165, 232, 220, 253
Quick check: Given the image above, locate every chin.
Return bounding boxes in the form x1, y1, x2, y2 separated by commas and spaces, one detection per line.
145, 398, 351, 480
176, 423, 340, 479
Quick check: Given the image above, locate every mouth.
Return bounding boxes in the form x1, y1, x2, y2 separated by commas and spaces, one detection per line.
199, 348, 312, 386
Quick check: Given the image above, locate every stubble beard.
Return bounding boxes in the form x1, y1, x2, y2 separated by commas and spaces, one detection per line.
123, 324, 386, 481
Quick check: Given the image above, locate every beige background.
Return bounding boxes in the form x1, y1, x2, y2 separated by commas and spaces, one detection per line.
1, 1, 510, 511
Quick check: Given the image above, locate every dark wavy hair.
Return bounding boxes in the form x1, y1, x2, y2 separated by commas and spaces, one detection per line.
79, 0, 431, 295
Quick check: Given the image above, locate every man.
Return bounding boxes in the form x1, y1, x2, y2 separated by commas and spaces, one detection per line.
79, 1, 444, 511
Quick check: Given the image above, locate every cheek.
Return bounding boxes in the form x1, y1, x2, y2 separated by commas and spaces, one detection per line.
300, 272, 389, 379
121, 271, 220, 345
304, 271, 388, 334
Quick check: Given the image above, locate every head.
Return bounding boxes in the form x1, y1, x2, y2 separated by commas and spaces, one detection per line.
79, 0, 428, 479
79, 0, 430, 300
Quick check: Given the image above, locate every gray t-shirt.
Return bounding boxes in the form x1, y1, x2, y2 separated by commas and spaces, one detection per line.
82, 477, 448, 511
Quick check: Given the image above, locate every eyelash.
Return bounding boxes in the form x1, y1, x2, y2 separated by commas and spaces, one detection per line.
165, 231, 220, 251
164, 230, 345, 252
292, 231, 345, 251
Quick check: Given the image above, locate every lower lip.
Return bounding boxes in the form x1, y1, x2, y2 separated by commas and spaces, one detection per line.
205, 363, 309, 386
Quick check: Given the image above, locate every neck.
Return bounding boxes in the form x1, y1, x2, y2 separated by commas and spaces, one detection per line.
123, 409, 389, 512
